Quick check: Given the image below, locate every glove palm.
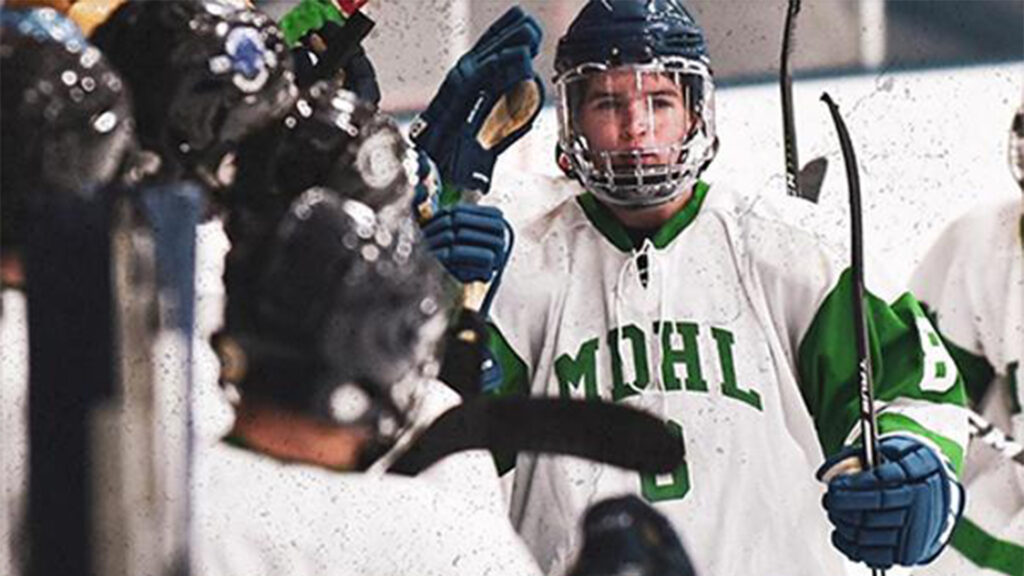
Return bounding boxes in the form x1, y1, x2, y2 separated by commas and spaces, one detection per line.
410, 6, 544, 194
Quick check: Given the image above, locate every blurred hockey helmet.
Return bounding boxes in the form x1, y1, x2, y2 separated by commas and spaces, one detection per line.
277, 82, 416, 213
1, 25, 135, 250
214, 190, 453, 466
91, 0, 298, 189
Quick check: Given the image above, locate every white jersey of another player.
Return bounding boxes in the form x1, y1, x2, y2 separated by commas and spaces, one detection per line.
910, 197, 1024, 576
193, 438, 541, 576
488, 179, 969, 576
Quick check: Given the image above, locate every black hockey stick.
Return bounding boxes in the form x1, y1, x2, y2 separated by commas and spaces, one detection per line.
968, 411, 1024, 466
780, 0, 829, 203
780, 0, 802, 198
821, 92, 885, 576
387, 396, 685, 476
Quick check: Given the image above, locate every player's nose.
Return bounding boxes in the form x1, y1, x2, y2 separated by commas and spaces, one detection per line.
618, 101, 649, 145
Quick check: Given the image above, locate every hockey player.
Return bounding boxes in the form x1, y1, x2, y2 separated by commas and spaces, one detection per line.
0, 22, 138, 575
414, 1, 970, 575
196, 189, 541, 576
909, 102, 1024, 576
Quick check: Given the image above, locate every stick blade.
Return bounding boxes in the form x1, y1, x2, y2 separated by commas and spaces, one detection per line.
388, 397, 684, 476
797, 156, 828, 203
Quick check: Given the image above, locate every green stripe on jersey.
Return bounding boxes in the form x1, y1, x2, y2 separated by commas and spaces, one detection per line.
486, 323, 530, 475
486, 323, 529, 399
876, 412, 964, 474
575, 181, 710, 253
797, 269, 968, 461
951, 517, 1024, 575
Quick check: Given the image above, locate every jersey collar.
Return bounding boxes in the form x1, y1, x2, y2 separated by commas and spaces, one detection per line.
575, 181, 710, 252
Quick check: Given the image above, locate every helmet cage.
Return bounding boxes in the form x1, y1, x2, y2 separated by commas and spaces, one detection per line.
555, 57, 717, 208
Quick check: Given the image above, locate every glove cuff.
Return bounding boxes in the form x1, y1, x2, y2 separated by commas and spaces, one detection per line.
921, 458, 965, 564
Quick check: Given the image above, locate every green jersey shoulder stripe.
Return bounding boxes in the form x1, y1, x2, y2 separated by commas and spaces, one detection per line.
951, 517, 1024, 576
486, 323, 529, 475
487, 323, 529, 399
876, 412, 964, 475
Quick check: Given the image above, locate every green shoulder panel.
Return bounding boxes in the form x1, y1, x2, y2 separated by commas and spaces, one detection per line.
486, 323, 529, 399
797, 268, 968, 465
486, 322, 530, 475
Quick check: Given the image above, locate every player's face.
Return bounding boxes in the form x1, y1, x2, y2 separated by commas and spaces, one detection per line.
577, 69, 693, 165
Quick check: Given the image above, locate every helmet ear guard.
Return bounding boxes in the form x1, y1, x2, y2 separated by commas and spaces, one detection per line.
555, 143, 577, 179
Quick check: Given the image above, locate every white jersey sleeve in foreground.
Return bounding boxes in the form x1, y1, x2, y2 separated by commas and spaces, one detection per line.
370, 377, 507, 516
192, 442, 542, 576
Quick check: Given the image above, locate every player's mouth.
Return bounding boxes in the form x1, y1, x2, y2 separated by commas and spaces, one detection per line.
612, 152, 665, 168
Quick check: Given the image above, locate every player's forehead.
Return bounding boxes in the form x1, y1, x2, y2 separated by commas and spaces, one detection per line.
582, 67, 684, 100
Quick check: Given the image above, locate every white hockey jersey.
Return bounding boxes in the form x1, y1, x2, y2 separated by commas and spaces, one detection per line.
488, 179, 969, 576
1, 290, 28, 576
193, 440, 542, 576
910, 197, 1024, 576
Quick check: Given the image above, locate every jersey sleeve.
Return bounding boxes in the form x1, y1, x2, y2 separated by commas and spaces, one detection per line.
743, 194, 969, 474
485, 205, 571, 400
484, 209, 570, 472
909, 207, 1005, 405
796, 269, 970, 474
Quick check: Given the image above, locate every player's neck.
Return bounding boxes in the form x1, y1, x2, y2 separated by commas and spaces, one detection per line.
606, 189, 693, 230
1, 254, 24, 288
230, 400, 369, 470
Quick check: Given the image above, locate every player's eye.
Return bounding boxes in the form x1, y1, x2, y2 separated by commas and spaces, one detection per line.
649, 96, 679, 110
590, 97, 622, 112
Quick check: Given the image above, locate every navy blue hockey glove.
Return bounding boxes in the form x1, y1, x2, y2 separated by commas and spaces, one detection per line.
412, 149, 442, 220
817, 435, 964, 570
569, 495, 697, 576
409, 6, 544, 194
421, 204, 509, 285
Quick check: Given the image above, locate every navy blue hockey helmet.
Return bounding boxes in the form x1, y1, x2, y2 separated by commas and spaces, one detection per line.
554, 0, 709, 74
554, 0, 717, 208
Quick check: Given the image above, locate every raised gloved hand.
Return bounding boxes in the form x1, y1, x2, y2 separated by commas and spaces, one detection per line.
420, 204, 509, 285
280, 0, 376, 97
410, 6, 544, 194
817, 435, 964, 570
